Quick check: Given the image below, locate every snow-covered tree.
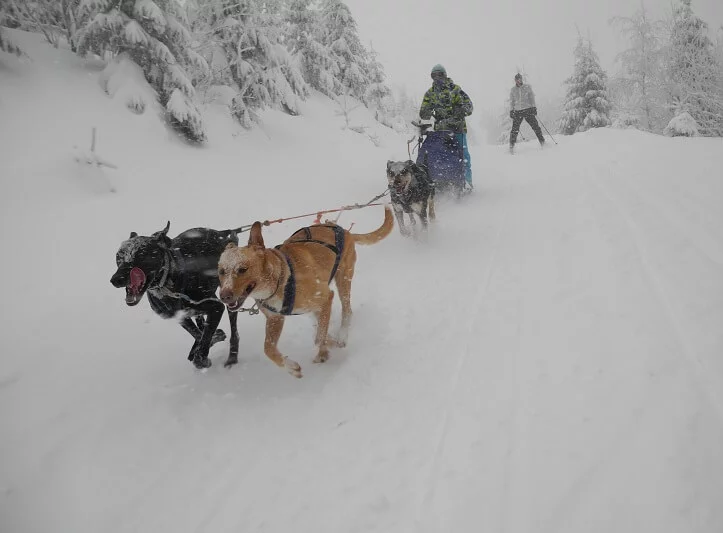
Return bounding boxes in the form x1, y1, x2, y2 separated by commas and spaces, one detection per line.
193, 0, 308, 128
388, 86, 421, 133
364, 44, 396, 127
2, 0, 67, 47
77, 0, 209, 142
559, 36, 612, 135
715, 26, 723, 67
0, 0, 85, 51
318, 0, 369, 100
610, 4, 666, 132
662, 0, 723, 136
60, 0, 84, 51
283, 0, 337, 97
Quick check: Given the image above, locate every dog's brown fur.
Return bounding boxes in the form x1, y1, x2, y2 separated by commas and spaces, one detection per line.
218, 206, 393, 377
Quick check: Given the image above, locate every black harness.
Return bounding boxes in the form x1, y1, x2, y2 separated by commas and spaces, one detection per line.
259, 225, 345, 316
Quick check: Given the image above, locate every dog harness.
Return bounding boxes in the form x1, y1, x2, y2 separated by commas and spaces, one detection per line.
257, 225, 345, 316
289, 225, 346, 283
257, 249, 298, 315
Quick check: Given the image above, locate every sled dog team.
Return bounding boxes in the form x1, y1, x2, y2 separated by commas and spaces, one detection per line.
110, 156, 441, 377
112, 207, 395, 377
110, 67, 540, 376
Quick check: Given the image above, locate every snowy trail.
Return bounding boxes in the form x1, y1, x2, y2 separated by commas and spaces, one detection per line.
415, 140, 723, 533
3, 135, 723, 533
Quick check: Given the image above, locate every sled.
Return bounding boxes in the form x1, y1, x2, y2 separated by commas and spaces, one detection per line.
410, 121, 466, 197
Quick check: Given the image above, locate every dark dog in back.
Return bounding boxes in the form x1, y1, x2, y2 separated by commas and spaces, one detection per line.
110, 222, 240, 369
386, 160, 436, 236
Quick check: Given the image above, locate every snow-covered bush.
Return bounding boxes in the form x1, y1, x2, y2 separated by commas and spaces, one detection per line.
611, 111, 642, 129
663, 112, 699, 136
98, 54, 157, 113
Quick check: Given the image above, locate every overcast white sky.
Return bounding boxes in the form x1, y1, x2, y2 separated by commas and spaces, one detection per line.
345, 0, 723, 117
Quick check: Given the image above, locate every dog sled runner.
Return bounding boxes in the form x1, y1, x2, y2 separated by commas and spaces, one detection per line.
411, 122, 466, 197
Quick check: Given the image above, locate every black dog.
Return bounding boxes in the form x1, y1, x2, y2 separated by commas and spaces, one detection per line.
110, 222, 240, 369
386, 160, 436, 236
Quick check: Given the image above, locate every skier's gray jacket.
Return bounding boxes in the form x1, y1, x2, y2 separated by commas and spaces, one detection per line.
510, 84, 537, 111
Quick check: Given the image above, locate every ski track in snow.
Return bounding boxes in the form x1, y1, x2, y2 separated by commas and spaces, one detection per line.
589, 167, 723, 423
416, 180, 514, 532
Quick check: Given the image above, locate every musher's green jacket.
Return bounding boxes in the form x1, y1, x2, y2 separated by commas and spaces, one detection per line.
419, 78, 473, 133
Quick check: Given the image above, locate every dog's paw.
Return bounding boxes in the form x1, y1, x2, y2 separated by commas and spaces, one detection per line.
313, 349, 330, 364
223, 356, 238, 368
193, 357, 212, 370
211, 329, 227, 346
327, 336, 346, 349
284, 358, 303, 378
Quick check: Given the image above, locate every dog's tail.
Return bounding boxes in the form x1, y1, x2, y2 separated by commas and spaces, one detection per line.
350, 206, 394, 245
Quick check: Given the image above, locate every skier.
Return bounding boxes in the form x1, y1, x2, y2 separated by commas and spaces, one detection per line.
419, 64, 474, 189
509, 73, 545, 154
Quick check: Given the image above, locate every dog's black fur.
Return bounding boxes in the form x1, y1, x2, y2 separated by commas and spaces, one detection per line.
386, 160, 436, 236
110, 222, 240, 369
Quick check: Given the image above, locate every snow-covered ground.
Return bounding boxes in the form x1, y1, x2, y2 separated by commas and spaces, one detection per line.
2, 31, 723, 533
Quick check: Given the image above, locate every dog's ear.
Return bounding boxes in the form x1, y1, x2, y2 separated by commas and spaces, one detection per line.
152, 221, 170, 240
129, 231, 138, 239
387, 160, 393, 171
248, 222, 265, 248
151, 221, 172, 247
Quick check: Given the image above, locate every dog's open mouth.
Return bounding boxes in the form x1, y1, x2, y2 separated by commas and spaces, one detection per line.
125, 267, 146, 306
226, 282, 255, 312
391, 180, 407, 195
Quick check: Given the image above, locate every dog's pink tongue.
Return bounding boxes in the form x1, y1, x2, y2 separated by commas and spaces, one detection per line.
129, 267, 146, 295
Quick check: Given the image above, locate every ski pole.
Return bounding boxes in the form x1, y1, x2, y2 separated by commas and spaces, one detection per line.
538, 118, 558, 145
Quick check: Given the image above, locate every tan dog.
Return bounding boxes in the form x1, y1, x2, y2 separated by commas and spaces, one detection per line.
218, 206, 393, 378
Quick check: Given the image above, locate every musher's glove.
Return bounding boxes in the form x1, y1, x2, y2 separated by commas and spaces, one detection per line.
453, 106, 467, 120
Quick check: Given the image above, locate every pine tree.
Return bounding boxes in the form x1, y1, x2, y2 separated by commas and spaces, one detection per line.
0, 0, 86, 52
559, 36, 612, 135
60, 0, 84, 52
2, 0, 67, 48
318, 0, 369, 101
610, 4, 666, 132
364, 44, 396, 127
390, 87, 420, 133
284, 0, 337, 97
193, 0, 308, 128
663, 0, 723, 136
77, 0, 209, 143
